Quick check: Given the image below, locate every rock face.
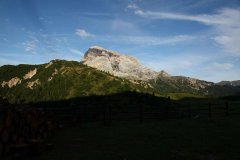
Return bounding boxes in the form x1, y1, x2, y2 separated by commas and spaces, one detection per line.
48, 68, 58, 81
158, 70, 171, 77
82, 46, 218, 94
23, 68, 37, 79
1, 77, 21, 88
82, 46, 159, 80
26, 79, 40, 89
217, 80, 240, 86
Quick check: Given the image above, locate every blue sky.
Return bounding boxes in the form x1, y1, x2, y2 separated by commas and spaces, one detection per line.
0, 0, 240, 82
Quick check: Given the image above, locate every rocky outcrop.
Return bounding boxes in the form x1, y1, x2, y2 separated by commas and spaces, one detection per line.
217, 80, 240, 86
23, 68, 37, 79
1, 77, 21, 88
82, 46, 159, 80
45, 61, 53, 68
173, 76, 213, 90
48, 68, 58, 81
26, 79, 40, 89
81, 46, 213, 92
158, 70, 171, 77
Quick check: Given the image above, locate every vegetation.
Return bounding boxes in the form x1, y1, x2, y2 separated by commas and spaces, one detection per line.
1, 59, 240, 104
0, 60, 152, 104
1, 79, 240, 159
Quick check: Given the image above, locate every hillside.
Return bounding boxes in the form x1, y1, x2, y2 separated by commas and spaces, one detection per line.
82, 46, 240, 97
217, 80, 240, 86
1, 47, 240, 104
0, 60, 150, 104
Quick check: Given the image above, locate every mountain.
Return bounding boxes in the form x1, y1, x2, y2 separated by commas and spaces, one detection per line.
82, 46, 240, 97
217, 80, 240, 87
0, 60, 150, 103
1, 46, 240, 104
82, 46, 159, 80
150, 76, 213, 94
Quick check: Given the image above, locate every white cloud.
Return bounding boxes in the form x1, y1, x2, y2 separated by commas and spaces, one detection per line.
103, 35, 194, 46
23, 39, 38, 53
127, 3, 139, 10
144, 53, 206, 74
199, 62, 237, 82
75, 28, 94, 38
205, 62, 233, 71
2, 38, 8, 42
111, 20, 141, 34
143, 54, 238, 82
129, 6, 240, 55
70, 49, 83, 56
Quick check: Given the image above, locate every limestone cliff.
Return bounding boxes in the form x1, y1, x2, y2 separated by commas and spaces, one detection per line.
82, 46, 159, 80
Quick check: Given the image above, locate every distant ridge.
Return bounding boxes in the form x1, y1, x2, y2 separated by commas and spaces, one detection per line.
217, 80, 240, 86
0, 46, 240, 104
82, 46, 240, 97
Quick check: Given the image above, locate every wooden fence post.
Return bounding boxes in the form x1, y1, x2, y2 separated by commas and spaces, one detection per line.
208, 102, 212, 118
103, 105, 107, 125
188, 104, 191, 118
103, 105, 112, 125
79, 105, 84, 125
225, 102, 229, 116
139, 104, 144, 123
166, 103, 169, 119
109, 105, 112, 124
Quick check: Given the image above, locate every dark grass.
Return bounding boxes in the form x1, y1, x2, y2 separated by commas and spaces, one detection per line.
24, 114, 240, 160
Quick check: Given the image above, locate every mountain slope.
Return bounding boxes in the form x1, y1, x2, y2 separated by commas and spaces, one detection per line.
217, 80, 240, 86
1, 46, 240, 104
82, 46, 240, 97
82, 46, 158, 80
149, 76, 213, 94
0, 60, 149, 103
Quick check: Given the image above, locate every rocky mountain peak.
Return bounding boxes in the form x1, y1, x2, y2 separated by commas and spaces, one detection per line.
84, 46, 121, 61
158, 70, 171, 77
217, 80, 240, 86
82, 46, 158, 80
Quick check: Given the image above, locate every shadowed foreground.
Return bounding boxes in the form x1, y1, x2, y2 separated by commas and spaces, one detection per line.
1, 92, 240, 160
23, 116, 240, 160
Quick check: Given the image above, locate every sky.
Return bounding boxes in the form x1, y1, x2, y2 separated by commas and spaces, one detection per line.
0, 0, 240, 82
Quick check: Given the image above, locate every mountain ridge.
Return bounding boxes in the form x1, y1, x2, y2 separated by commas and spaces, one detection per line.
82, 46, 159, 80
217, 80, 240, 87
0, 46, 240, 104
0, 60, 152, 103
81, 46, 240, 97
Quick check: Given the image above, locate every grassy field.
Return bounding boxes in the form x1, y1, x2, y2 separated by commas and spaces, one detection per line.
23, 111, 240, 160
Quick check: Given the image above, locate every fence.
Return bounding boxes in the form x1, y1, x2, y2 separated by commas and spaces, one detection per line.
0, 105, 56, 158
1, 101, 239, 158
38, 101, 238, 126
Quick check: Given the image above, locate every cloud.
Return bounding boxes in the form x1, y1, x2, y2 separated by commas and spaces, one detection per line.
205, 62, 233, 71
143, 53, 238, 82
127, 3, 139, 10
128, 5, 240, 55
111, 20, 142, 35
144, 53, 206, 74
70, 49, 83, 56
22, 39, 38, 53
103, 35, 194, 46
2, 38, 8, 42
199, 62, 237, 82
75, 28, 94, 38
